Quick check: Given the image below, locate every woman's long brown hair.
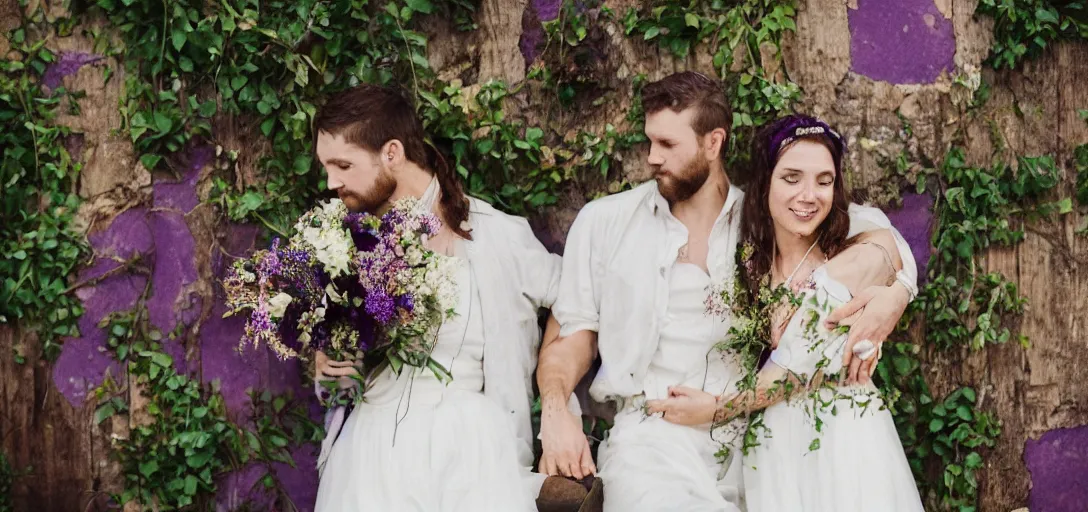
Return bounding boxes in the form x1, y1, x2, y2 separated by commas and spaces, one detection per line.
738, 115, 851, 304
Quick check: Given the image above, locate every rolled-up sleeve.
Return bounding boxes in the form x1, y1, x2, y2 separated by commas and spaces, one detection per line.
553, 208, 601, 337
847, 204, 920, 300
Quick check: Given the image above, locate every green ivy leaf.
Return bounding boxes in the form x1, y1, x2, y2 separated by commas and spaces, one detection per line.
152, 352, 173, 368
170, 29, 186, 52
187, 451, 212, 468
94, 402, 116, 425
184, 474, 198, 495
405, 0, 434, 14
139, 460, 158, 478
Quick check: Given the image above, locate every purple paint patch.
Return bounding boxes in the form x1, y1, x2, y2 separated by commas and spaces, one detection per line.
215, 463, 277, 511
52, 272, 147, 405
535, 0, 560, 21
883, 192, 934, 282
153, 146, 212, 213
519, 0, 562, 65
83, 208, 154, 280
216, 445, 319, 512
146, 211, 198, 333
848, 0, 955, 84
1025, 425, 1088, 512
273, 444, 320, 512
200, 302, 266, 413
41, 52, 104, 90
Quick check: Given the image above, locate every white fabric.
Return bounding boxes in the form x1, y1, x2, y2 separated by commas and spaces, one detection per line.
316, 259, 536, 512
596, 261, 742, 512
747, 267, 923, 512
552, 181, 920, 510
316, 178, 561, 502
642, 263, 733, 401
553, 181, 919, 405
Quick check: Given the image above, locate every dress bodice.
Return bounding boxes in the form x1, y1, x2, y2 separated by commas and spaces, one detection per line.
363, 256, 485, 405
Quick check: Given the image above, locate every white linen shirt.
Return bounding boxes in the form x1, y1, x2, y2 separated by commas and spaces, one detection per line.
553, 181, 918, 405
317, 179, 561, 495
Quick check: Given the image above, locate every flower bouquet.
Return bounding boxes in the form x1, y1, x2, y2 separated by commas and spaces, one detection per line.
350, 197, 461, 383
222, 197, 459, 406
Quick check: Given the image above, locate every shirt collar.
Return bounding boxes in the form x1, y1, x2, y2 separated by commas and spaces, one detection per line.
418, 176, 441, 213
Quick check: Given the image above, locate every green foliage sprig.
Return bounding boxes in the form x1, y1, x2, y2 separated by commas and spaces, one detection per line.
919, 148, 1062, 351
1, 24, 90, 360
877, 145, 1065, 511
95, 310, 242, 509
978, 0, 1088, 69
93, 305, 322, 510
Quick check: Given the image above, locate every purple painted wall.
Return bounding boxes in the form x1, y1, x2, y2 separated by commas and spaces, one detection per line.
1025, 426, 1088, 512
520, 0, 562, 65
849, 0, 955, 84
41, 52, 104, 90
884, 192, 935, 281
51, 139, 319, 510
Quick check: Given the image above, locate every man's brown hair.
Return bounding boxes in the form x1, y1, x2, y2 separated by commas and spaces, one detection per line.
313, 84, 471, 239
641, 71, 733, 159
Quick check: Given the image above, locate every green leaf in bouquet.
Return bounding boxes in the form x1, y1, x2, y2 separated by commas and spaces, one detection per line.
388, 353, 405, 374
427, 357, 453, 384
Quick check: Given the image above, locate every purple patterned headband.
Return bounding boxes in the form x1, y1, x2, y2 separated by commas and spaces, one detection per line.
766, 115, 846, 164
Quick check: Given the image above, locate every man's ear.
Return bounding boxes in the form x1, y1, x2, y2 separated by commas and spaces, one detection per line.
380, 139, 406, 168
705, 128, 727, 159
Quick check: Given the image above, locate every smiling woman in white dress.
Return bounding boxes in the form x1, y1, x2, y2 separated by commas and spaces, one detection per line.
308, 84, 561, 512
647, 114, 924, 512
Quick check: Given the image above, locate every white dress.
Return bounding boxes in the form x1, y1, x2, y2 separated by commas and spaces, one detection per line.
743, 266, 923, 512
597, 263, 744, 512
314, 257, 537, 512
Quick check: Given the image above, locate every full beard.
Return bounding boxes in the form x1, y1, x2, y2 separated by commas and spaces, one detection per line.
340, 171, 397, 213
655, 157, 711, 204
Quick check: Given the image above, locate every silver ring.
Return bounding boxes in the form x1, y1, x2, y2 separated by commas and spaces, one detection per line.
852, 340, 877, 361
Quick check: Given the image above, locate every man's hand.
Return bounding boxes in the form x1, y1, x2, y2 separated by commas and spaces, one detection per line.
315, 350, 359, 389
824, 282, 910, 385
538, 399, 595, 479
645, 386, 718, 426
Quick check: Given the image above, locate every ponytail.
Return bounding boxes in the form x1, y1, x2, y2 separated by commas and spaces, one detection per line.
426, 142, 472, 240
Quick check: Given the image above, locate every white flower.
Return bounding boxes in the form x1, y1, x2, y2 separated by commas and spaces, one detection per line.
325, 283, 347, 305
267, 292, 293, 319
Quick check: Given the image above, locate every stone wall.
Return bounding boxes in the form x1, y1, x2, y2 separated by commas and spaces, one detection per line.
2, 0, 1087, 511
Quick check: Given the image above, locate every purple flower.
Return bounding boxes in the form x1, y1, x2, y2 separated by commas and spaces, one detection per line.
395, 294, 415, 315
365, 290, 397, 324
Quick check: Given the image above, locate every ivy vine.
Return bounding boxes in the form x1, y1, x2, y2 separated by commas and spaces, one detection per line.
977, 0, 1088, 69
1, 21, 90, 361
92, 301, 323, 509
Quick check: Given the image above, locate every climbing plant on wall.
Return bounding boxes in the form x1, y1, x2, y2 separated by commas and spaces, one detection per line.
977, 0, 1088, 69
1, 19, 90, 361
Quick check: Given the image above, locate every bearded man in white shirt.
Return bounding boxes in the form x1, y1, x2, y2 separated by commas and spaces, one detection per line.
536, 71, 919, 512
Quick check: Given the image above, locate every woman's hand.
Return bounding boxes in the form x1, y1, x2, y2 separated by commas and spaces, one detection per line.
645, 386, 719, 426
315, 350, 360, 389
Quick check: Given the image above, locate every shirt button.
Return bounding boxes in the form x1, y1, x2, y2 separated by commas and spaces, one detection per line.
659, 267, 666, 277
